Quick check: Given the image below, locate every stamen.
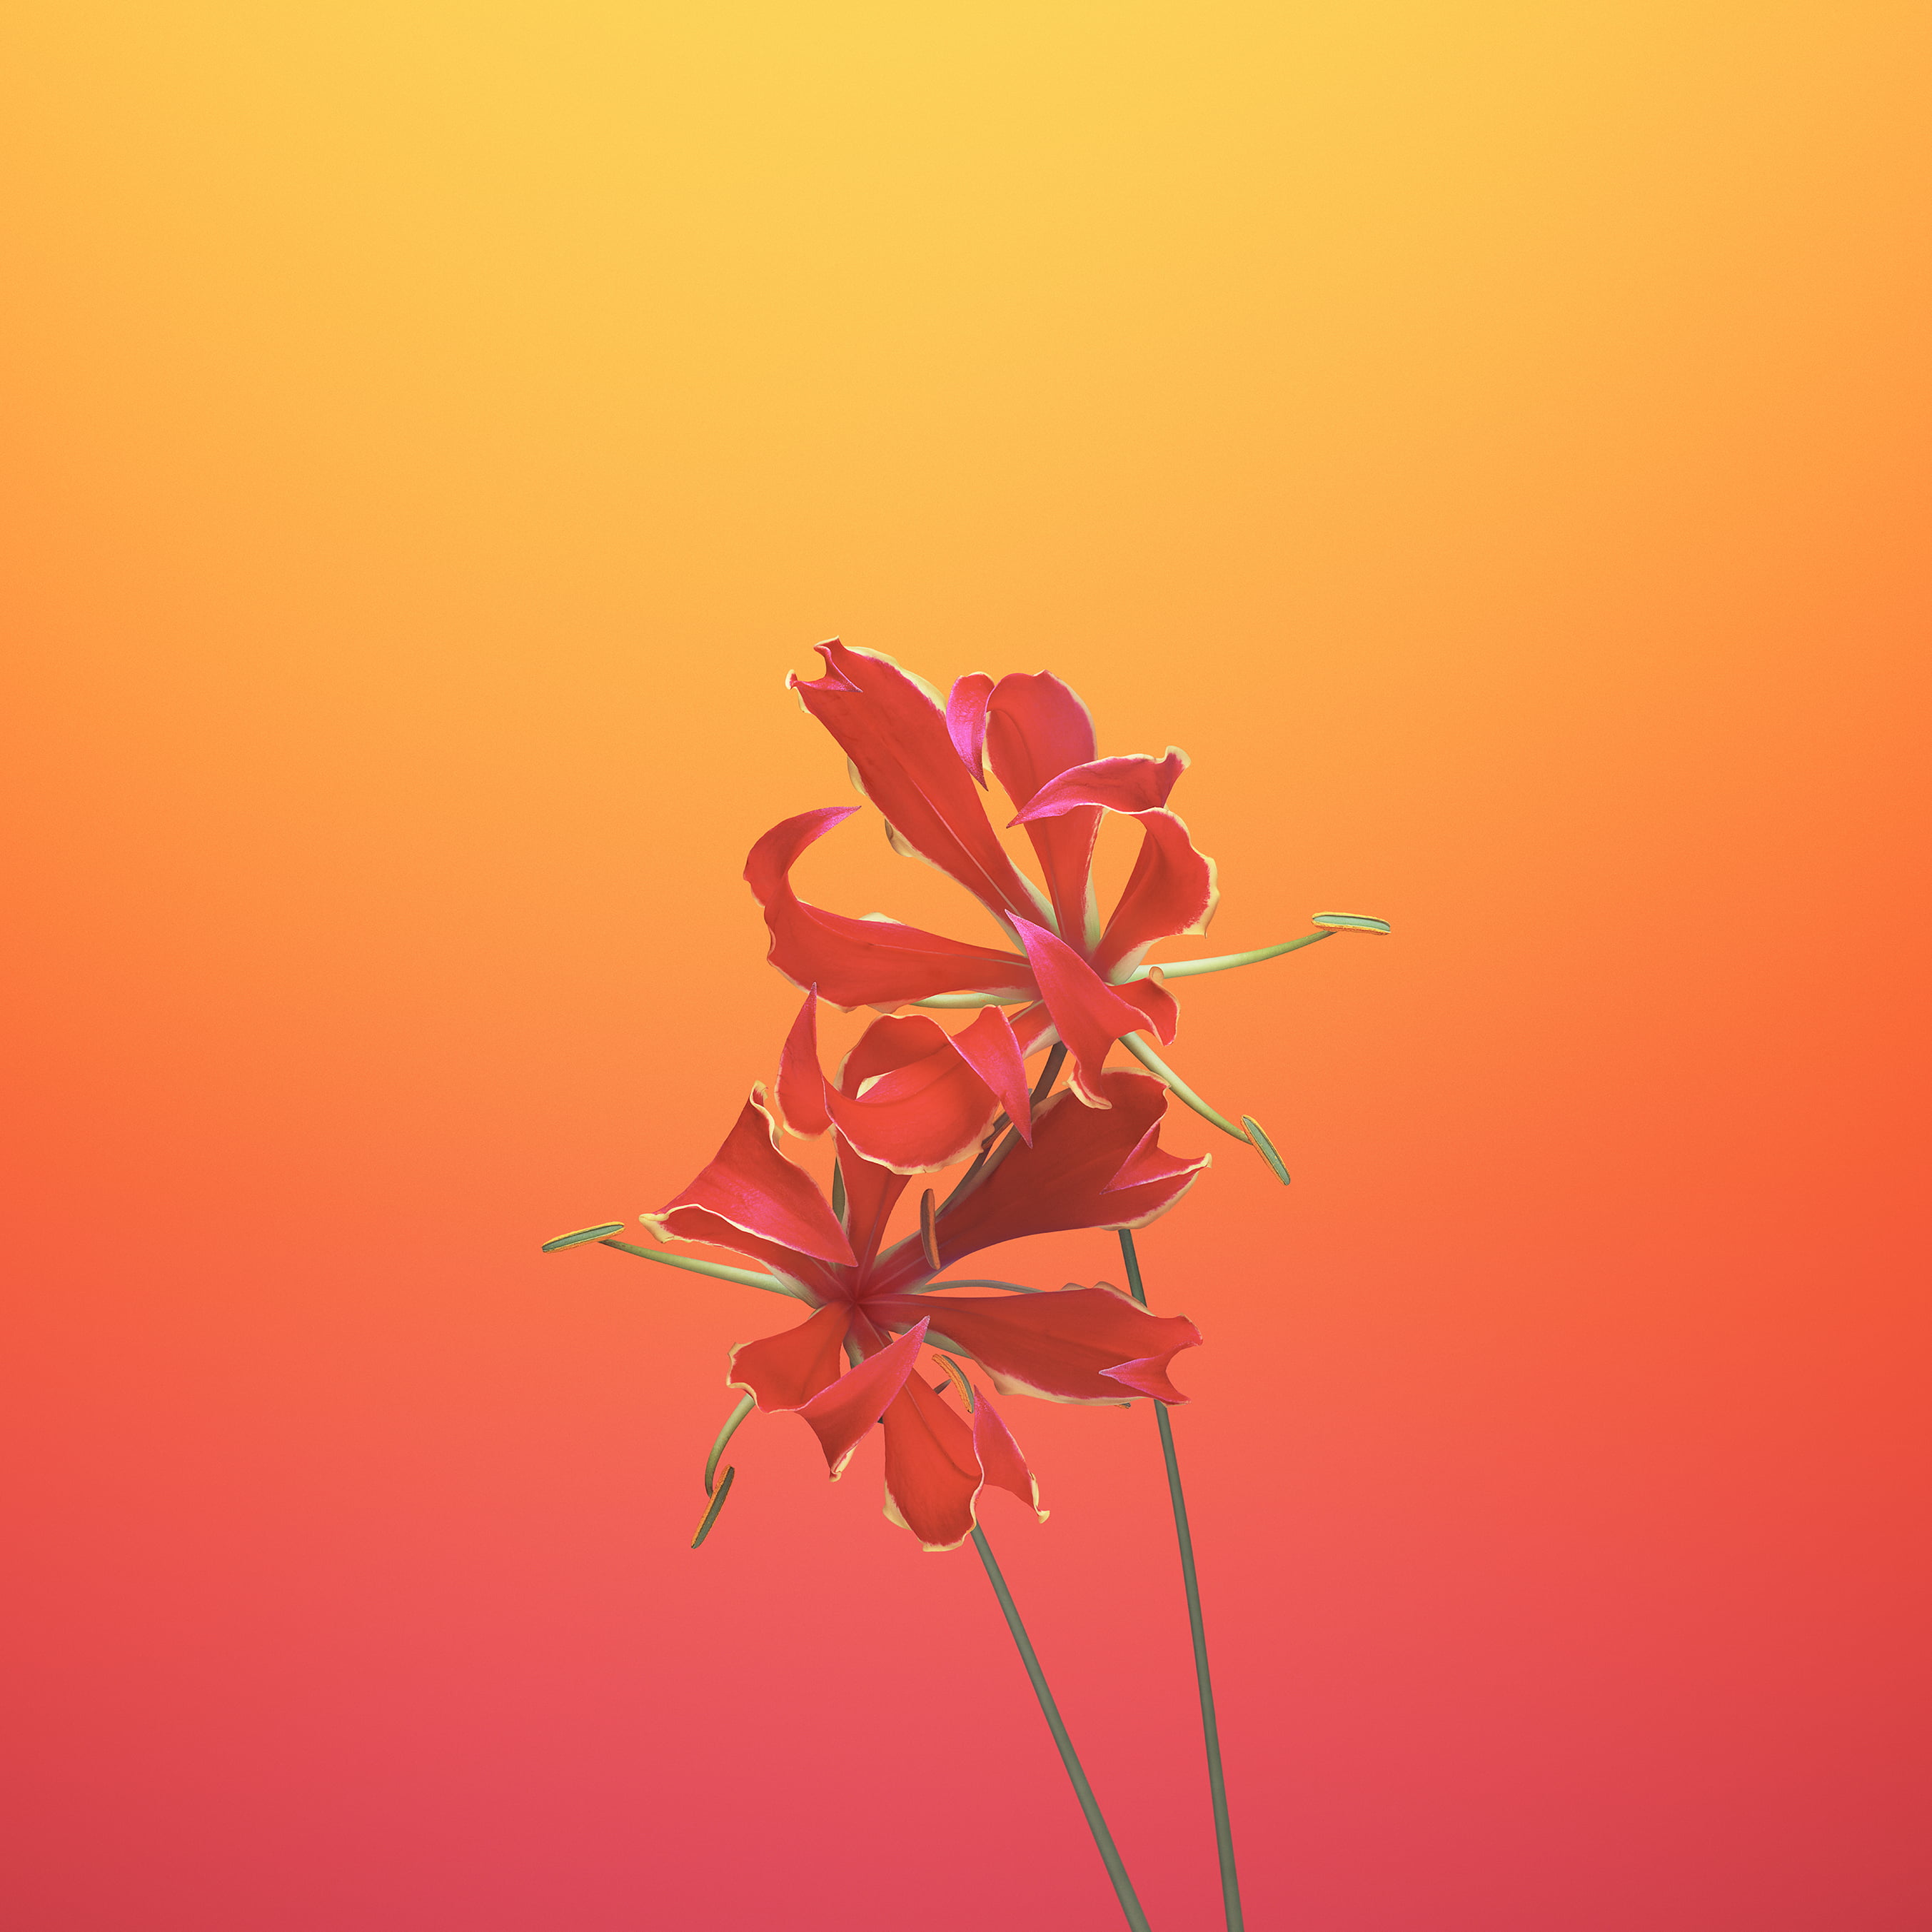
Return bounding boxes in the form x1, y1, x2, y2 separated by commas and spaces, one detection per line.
905, 1277, 1041, 1294
593, 1237, 808, 1302
920, 1188, 942, 1271
705, 1392, 757, 1496
690, 1466, 736, 1548
830, 1157, 846, 1223
931, 1352, 977, 1410
1239, 1116, 1292, 1186
1119, 1035, 1292, 1187
540, 1222, 626, 1251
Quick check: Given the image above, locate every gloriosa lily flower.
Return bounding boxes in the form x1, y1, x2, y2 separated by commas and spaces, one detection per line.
637, 1003, 1207, 1550
748, 639, 1388, 1171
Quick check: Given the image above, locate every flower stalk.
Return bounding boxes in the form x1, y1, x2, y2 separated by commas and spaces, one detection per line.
1118, 1227, 1244, 1932
973, 1524, 1152, 1932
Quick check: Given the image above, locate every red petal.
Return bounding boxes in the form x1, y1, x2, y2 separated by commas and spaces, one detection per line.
1010, 917, 1146, 1107
880, 1371, 983, 1549
835, 1134, 912, 1274
728, 1303, 851, 1411
793, 1317, 930, 1477
867, 1072, 1208, 1290
825, 1032, 1003, 1174
872, 1284, 1199, 1406
946, 673, 994, 784
647, 1088, 855, 1266
947, 1005, 1033, 1143
1116, 975, 1179, 1045
985, 673, 1101, 947
1009, 750, 1188, 824
746, 807, 1035, 1009
776, 991, 831, 1137
972, 1394, 1047, 1519
646, 1202, 847, 1302
790, 642, 1047, 927
1092, 808, 1219, 978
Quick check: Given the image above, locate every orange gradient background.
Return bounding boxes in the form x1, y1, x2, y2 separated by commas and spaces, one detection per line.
4, 6, 1928, 1928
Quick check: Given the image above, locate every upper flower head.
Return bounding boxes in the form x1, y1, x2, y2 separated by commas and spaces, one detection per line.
640, 1002, 1209, 1549
747, 641, 1217, 1107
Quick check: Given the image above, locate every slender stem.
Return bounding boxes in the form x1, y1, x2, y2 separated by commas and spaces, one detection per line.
972, 1526, 1152, 1931
597, 1237, 805, 1301
1117, 1033, 1249, 1140
705, 1393, 756, 1495
1126, 930, 1334, 980
1118, 1229, 1243, 1932
912, 990, 1033, 1008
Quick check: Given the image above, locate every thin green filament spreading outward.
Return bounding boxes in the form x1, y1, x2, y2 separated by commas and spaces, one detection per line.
595, 1237, 806, 1301
972, 1526, 1152, 1932
1118, 1227, 1244, 1932
705, 1394, 756, 1496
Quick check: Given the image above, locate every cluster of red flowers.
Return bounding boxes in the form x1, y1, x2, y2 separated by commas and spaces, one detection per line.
553, 640, 1378, 1551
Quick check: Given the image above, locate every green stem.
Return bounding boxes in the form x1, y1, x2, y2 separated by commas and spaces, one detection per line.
972, 1526, 1152, 1931
705, 1393, 756, 1494
1117, 1229, 1243, 1932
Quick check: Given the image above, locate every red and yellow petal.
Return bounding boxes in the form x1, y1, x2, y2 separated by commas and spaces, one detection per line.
645, 1087, 855, 1267
971, 1393, 1047, 1521
746, 807, 1035, 1010
776, 990, 832, 1137
880, 1371, 985, 1551
985, 671, 1102, 945
1010, 917, 1146, 1107
871, 1284, 1201, 1406
727, 1302, 852, 1412
790, 641, 1050, 930
1008, 749, 1189, 825
791, 1317, 930, 1477
1092, 808, 1219, 979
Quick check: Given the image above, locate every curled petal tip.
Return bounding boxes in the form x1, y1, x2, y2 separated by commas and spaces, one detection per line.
1311, 912, 1391, 934
540, 1222, 626, 1252
690, 1466, 737, 1547
1240, 1116, 1292, 1185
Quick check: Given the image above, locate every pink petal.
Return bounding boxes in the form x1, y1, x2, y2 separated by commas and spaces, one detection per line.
947, 1005, 1033, 1144
946, 673, 995, 784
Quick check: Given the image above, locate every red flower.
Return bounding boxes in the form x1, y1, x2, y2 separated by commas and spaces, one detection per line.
641, 1007, 1208, 1550
746, 641, 1211, 1107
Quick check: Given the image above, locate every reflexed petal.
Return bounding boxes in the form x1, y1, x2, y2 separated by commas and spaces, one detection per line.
985, 672, 1101, 945
746, 807, 1035, 1010
644, 1202, 846, 1303
791, 1318, 930, 1478
728, 1303, 852, 1412
790, 640, 1048, 927
645, 1087, 855, 1267
947, 1005, 1032, 1143
946, 673, 995, 783
1009, 749, 1188, 824
1092, 807, 1220, 978
873, 1283, 1201, 1407
1010, 917, 1146, 1107
880, 1371, 984, 1550
776, 991, 832, 1138
868, 1072, 1208, 1290
972, 1394, 1047, 1520
1116, 973, 1179, 1045
827, 1043, 1002, 1174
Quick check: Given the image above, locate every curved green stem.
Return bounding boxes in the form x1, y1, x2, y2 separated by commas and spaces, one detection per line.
972, 1526, 1152, 1931
597, 1237, 805, 1301
902, 1277, 1040, 1294
705, 1393, 756, 1495
1127, 929, 1334, 980
911, 990, 1033, 1008
1118, 1229, 1242, 1931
